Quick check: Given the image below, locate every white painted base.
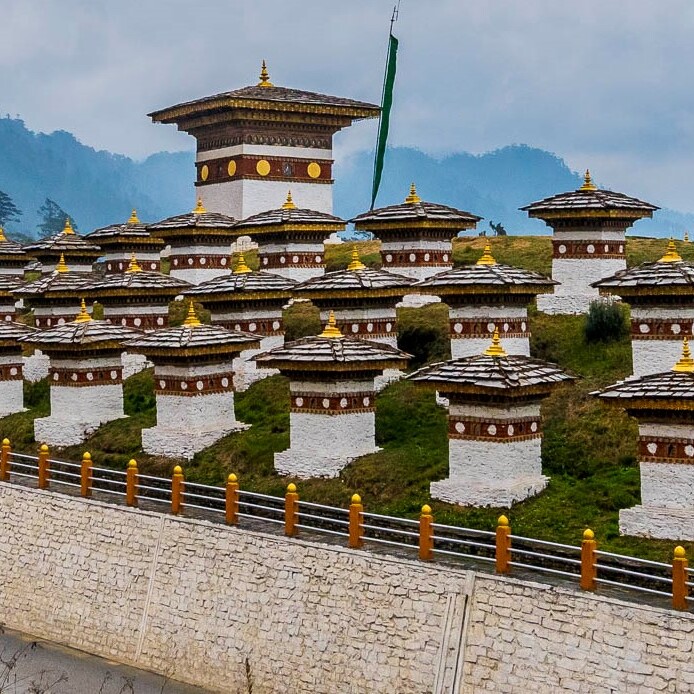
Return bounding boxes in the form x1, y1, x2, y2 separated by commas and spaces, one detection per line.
451, 337, 530, 359
619, 505, 694, 541
50, 383, 124, 425
141, 422, 249, 461
34, 415, 126, 447
0, 380, 24, 417
273, 449, 379, 479
264, 267, 324, 283
537, 293, 606, 316
122, 353, 152, 379
431, 474, 548, 508
23, 352, 50, 382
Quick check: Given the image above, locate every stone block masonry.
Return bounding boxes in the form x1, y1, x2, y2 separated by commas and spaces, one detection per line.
0, 483, 692, 693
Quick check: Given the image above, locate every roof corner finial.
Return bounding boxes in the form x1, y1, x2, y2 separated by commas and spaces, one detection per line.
405, 182, 421, 204
483, 328, 508, 358
74, 298, 92, 324
579, 169, 597, 192
347, 249, 366, 271
126, 252, 143, 273
658, 238, 683, 263
673, 337, 694, 373
319, 310, 343, 339
62, 217, 75, 235
258, 60, 274, 87
55, 253, 69, 273
234, 253, 252, 274
282, 190, 296, 209
193, 197, 207, 215
476, 241, 497, 266
0, 227, 6, 243
127, 208, 140, 225
183, 300, 202, 327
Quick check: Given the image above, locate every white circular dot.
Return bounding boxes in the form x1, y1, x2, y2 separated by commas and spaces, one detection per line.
295, 397, 304, 407
686, 445, 694, 457
385, 254, 393, 263
619, 245, 624, 253
558, 244, 567, 254
159, 380, 166, 389
221, 377, 229, 388
363, 397, 371, 407
71, 373, 78, 381
587, 244, 595, 254
604, 244, 609, 253
366, 323, 374, 332
58, 318, 65, 325
235, 324, 242, 331
272, 321, 280, 330
150, 263, 157, 270
262, 258, 269, 265
424, 253, 431, 262
107, 263, 112, 271
521, 321, 527, 332
487, 424, 497, 435
280, 256, 286, 265
322, 398, 330, 409
9, 367, 17, 376
639, 323, 650, 334
507, 424, 514, 436
647, 442, 658, 454
315, 255, 322, 263
173, 259, 179, 266
110, 370, 118, 380
157, 317, 165, 326
454, 323, 463, 334
352, 324, 359, 333
455, 422, 465, 433
292, 255, 299, 264
249, 323, 257, 332
530, 422, 538, 432
199, 257, 206, 265
188, 258, 194, 266
442, 254, 449, 262
409, 253, 416, 262
672, 324, 682, 335
134, 318, 142, 327
196, 380, 204, 391
221, 257, 227, 266
503, 323, 509, 332
180, 381, 188, 390
340, 398, 348, 408
53, 373, 59, 381
3, 316, 9, 322
86, 372, 94, 381
118, 263, 124, 270
487, 322, 496, 333
385, 322, 393, 332
121, 318, 127, 326
46, 319, 51, 326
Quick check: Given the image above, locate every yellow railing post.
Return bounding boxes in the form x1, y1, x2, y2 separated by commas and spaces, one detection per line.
284, 483, 299, 537
37, 444, 49, 490
126, 459, 138, 507
171, 465, 184, 515
348, 494, 364, 549
80, 452, 92, 498
0, 438, 11, 482
580, 529, 597, 591
495, 515, 511, 574
419, 504, 434, 561
673, 546, 689, 611
225, 473, 239, 525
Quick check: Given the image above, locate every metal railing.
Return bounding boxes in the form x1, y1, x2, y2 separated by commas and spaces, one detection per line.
0, 439, 690, 612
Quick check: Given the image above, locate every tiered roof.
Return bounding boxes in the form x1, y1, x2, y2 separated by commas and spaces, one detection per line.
0, 321, 37, 347
86, 210, 164, 251
24, 220, 102, 263
148, 199, 237, 237
0, 228, 32, 266
14, 256, 92, 298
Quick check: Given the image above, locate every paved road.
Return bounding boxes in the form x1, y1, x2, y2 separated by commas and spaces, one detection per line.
0, 628, 209, 694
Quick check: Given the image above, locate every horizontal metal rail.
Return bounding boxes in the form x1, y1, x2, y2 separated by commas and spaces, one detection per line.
595, 577, 673, 598
510, 561, 580, 579
434, 548, 496, 563
595, 550, 672, 570
431, 536, 494, 551
434, 522, 495, 538
510, 535, 579, 552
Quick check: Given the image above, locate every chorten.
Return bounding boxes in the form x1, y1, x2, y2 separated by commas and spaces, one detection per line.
148, 198, 238, 284
408, 331, 572, 507
596, 339, 694, 540
254, 312, 410, 478
19, 300, 142, 446
521, 170, 658, 315
124, 302, 260, 459
351, 184, 482, 281
233, 191, 346, 281
0, 227, 32, 276
183, 254, 296, 390
593, 239, 694, 377
148, 61, 379, 218
414, 242, 556, 357
86, 209, 164, 273
23, 219, 102, 274
0, 321, 37, 417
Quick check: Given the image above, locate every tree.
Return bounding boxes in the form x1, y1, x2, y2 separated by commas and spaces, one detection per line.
489, 220, 508, 236
0, 190, 21, 227
36, 198, 78, 236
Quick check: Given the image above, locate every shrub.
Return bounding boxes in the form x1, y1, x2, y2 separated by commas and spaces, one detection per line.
283, 301, 322, 342
584, 301, 629, 344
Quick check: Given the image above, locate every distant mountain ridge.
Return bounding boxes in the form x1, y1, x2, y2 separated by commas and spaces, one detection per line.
0, 116, 689, 238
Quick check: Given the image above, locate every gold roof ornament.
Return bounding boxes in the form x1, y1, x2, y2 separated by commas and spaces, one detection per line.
579, 169, 597, 192
258, 60, 274, 88
62, 218, 75, 235
234, 253, 253, 274
183, 300, 202, 327
347, 249, 366, 271
404, 182, 421, 205
127, 209, 140, 225
483, 328, 508, 357
0, 227, 6, 242
126, 252, 143, 273
74, 298, 92, 323
193, 197, 207, 215
673, 338, 694, 373
476, 241, 497, 266
55, 253, 69, 273
282, 190, 296, 210
319, 310, 343, 338
658, 238, 682, 263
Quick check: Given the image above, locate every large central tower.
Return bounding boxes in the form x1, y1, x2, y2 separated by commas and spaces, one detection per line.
149, 62, 380, 219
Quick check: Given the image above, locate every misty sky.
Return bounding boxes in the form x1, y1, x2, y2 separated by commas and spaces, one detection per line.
3, 1, 694, 211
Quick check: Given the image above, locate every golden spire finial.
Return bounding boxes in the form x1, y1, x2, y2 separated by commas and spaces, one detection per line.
347, 249, 366, 271
673, 338, 694, 372
55, 253, 69, 273
658, 238, 683, 263
193, 197, 207, 214
234, 253, 252, 274
127, 209, 140, 224
126, 252, 143, 273
579, 169, 597, 192
282, 190, 296, 209
74, 298, 92, 323
476, 241, 497, 266
62, 218, 75, 235
405, 182, 421, 204
183, 300, 202, 327
483, 328, 508, 357
319, 310, 343, 338
258, 60, 274, 87
0, 227, 6, 242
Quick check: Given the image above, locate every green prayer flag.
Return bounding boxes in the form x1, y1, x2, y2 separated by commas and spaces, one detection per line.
371, 33, 399, 209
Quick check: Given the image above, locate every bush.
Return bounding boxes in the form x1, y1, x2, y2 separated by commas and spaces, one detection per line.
283, 301, 322, 342
584, 301, 629, 344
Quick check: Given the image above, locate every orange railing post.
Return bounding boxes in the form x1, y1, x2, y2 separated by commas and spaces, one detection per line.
126, 459, 138, 507
673, 546, 689, 611
80, 452, 92, 498
171, 465, 184, 515
348, 494, 364, 549
225, 473, 239, 525
37, 444, 49, 490
419, 504, 434, 561
495, 515, 512, 574
285, 483, 299, 537
0, 438, 11, 482
580, 528, 597, 591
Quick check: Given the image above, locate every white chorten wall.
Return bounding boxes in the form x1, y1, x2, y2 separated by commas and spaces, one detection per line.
431, 402, 546, 507
169, 243, 234, 285
33, 305, 88, 329
275, 379, 378, 478
142, 363, 247, 460
0, 299, 16, 322
630, 307, 694, 377
258, 241, 326, 282
34, 356, 125, 446
103, 252, 161, 274
317, 307, 398, 349
102, 305, 170, 332
380, 239, 453, 282
449, 305, 530, 359
0, 353, 24, 416
619, 422, 694, 540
